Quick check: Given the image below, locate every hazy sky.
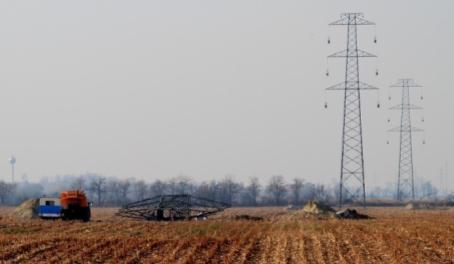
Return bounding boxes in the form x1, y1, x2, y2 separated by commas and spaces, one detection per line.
0, 1, 452, 191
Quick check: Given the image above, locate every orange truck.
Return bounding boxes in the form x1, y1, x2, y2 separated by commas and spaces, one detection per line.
60, 190, 91, 222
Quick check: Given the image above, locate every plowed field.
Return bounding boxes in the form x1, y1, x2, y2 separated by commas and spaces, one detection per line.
0, 207, 453, 263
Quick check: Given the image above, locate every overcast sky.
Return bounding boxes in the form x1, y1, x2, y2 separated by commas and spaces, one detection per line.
0, 0, 452, 191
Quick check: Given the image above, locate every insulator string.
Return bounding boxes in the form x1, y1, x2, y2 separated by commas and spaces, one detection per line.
326, 57, 330, 77
324, 90, 328, 109
375, 57, 379, 76
374, 25, 377, 44
376, 90, 381, 108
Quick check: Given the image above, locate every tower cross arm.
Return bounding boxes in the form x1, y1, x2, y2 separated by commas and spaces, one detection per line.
390, 80, 423, 88
388, 126, 424, 133
326, 81, 379, 91
328, 49, 376, 58
329, 14, 375, 26
389, 104, 423, 110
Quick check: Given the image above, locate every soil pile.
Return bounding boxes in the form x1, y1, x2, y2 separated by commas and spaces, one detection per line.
405, 202, 435, 210
302, 200, 336, 216
287, 205, 302, 211
12, 199, 39, 219
336, 209, 370, 219
232, 214, 264, 221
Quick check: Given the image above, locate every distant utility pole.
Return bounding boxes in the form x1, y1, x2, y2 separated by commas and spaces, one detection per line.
9, 155, 16, 183
326, 13, 379, 208
388, 79, 424, 201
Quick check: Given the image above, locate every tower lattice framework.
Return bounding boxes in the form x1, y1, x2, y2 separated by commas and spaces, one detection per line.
389, 79, 423, 201
327, 13, 378, 207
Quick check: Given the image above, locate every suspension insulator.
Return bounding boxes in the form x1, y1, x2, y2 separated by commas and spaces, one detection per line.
377, 102, 380, 108
387, 118, 390, 123
327, 38, 331, 44
388, 96, 391, 100
326, 70, 329, 77
420, 96, 424, 100
386, 140, 389, 145
422, 140, 426, 145
376, 70, 379, 76
374, 37, 377, 44
324, 102, 328, 109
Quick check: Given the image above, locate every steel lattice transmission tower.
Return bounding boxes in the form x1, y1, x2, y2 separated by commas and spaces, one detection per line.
326, 13, 379, 207
388, 79, 423, 201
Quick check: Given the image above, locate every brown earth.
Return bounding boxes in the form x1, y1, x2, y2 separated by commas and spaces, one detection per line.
11, 199, 39, 220
0, 206, 453, 263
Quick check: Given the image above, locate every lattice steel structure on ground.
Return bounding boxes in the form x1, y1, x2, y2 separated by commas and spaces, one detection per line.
327, 13, 378, 207
117, 194, 229, 221
389, 79, 423, 201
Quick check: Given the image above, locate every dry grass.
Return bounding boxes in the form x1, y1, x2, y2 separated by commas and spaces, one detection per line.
0, 206, 453, 263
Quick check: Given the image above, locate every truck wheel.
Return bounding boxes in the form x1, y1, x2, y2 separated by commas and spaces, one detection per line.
82, 208, 91, 222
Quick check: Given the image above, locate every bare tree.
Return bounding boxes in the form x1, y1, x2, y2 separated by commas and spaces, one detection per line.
118, 180, 131, 204
267, 175, 287, 205
246, 177, 261, 206
175, 176, 193, 194
106, 179, 120, 205
71, 176, 86, 190
0, 181, 16, 204
420, 181, 438, 199
218, 177, 241, 205
290, 178, 304, 205
149, 180, 167, 197
195, 181, 214, 200
133, 180, 148, 201
89, 176, 107, 206
313, 184, 332, 203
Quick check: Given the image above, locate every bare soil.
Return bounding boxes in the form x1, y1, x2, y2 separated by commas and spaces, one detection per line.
0, 206, 453, 263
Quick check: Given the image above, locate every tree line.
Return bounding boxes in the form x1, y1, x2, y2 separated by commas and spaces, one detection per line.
0, 173, 450, 206
0, 174, 332, 206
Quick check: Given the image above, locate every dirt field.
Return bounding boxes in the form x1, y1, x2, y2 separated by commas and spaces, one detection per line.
0, 206, 453, 263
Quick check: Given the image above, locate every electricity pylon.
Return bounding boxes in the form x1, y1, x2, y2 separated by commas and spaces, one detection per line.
326, 13, 379, 208
388, 79, 423, 201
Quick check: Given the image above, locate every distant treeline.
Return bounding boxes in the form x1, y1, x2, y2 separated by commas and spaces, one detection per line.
0, 173, 450, 207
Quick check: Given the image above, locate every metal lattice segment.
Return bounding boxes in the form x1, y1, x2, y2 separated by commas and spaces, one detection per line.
389, 104, 423, 110
327, 81, 379, 91
328, 49, 376, 58
327, 13, 378, 208
389, 79, 423, 201
329, 13, 375, 26
116, 194, 230, 221
388, 126, 424, 133
390, 79, 422, 88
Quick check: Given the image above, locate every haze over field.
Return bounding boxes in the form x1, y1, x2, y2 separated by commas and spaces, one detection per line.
0, 0, 452, 191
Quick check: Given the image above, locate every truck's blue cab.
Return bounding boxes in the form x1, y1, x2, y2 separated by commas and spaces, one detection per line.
38, 198, 61, 218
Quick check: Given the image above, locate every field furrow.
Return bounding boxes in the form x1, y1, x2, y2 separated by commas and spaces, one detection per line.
0, 207, 452, 263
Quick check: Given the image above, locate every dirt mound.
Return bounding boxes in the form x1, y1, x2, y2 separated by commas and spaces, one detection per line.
287, 205, 302, 211
302, 200, 335, 215
405, 202, 435, 210
232, 214, 264, 221
336, 209, 370, 220
12, 199, 39, 219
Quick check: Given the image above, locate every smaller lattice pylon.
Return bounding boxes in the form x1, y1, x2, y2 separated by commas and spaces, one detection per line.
388, 79, 424, 201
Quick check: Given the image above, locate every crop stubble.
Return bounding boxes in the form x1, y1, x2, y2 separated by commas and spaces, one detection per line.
0, 207, 453, 263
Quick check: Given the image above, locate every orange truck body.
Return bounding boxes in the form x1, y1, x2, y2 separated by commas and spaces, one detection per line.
60, 190, 89, 208
60, 190, 91, 221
